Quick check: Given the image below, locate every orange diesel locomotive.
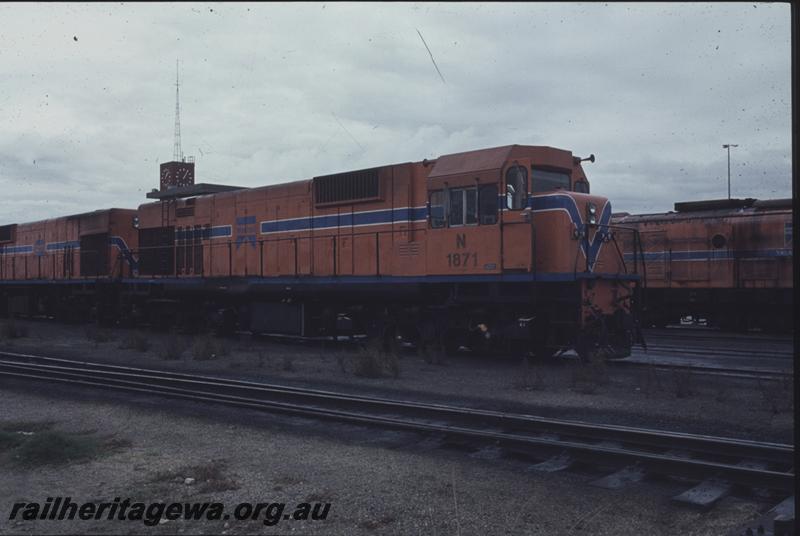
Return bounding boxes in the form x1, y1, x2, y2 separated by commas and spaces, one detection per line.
134, 145, 643, 358
0, 209, 139, 319
613, 198, 793, 332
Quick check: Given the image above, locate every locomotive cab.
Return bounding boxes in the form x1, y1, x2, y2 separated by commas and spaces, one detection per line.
422, 145, 640, 360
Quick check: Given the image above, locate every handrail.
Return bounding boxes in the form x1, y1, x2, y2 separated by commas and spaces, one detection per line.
1, 223, 645, 284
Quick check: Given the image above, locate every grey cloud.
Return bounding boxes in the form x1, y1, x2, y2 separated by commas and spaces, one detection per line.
0, 2, 791, 225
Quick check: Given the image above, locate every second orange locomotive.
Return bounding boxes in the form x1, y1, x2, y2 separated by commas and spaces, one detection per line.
614, 198, 793, 332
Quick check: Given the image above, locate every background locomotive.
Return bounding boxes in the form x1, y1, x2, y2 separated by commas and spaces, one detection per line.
613, 198, 793, 332
0, 209, 138, 321
0, 144, 642, 359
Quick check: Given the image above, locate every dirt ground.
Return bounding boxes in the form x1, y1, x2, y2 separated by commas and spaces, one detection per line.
0, 319, 794, 535
0, 387, 782, 536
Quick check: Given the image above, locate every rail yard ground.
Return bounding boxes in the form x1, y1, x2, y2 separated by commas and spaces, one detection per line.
0, 319, 794, 534
0, 387, 775, 536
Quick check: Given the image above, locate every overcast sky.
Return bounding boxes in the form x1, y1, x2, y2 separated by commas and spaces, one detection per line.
0, 2, 792, 225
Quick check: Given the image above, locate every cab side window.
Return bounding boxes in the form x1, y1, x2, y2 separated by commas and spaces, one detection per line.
430, 188, 480, 228
505, 166, 528, 209
449, 188, 477, 227
479, 184, 498, 225
429, 191, 446, 228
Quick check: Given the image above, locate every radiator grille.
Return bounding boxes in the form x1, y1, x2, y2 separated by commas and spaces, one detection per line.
314, 168, 380, 206
0, 224, 15, 243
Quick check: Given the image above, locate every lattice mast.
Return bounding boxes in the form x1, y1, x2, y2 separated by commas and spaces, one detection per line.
159, 59, 195, 193
173, 59, 183, 162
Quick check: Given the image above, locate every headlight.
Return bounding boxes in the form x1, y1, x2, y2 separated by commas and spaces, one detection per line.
586, 203, 597, 225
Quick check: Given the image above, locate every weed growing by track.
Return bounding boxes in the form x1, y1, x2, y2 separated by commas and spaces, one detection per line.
1, 319, 29, 340
161, 331, 187, 360
0, 421, 128, 467
352, 342, 401, 379
85, 325, 113, 344
192, 336, 229, 361
118, 331, 151, 352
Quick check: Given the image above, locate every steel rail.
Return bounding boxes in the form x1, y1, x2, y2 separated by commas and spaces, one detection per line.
641, 330, 793, 345
634, 344, 793, 359
0, 366, 794, 491
609, 358, 793, 381
0, 351, 793, 465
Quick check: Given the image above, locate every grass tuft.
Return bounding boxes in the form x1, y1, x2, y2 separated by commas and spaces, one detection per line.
160, 332, 187, 360
0, 431, 25, 451
352, 343, 401, 379
2, 320, 29, 339
85, 325, 113, 343
191, 335, 229, 361
118, 331, 151, 352
12, 431, 101, 466
0, 420, 56, 433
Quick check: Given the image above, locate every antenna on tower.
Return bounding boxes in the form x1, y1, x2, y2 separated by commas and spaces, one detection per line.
173, 58, 183, 162
158, 59, 195, 195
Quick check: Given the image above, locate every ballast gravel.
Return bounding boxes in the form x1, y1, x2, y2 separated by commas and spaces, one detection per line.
0, 388, 774, 535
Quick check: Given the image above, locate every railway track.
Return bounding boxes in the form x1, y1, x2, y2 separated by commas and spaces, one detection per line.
0, 350, 794, 507
637, 343, 793, 360
642, 327, 793, 345
610, 355, 793, 381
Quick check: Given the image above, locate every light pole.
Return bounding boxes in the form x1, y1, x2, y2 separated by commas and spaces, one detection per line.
722, 144, 738, 199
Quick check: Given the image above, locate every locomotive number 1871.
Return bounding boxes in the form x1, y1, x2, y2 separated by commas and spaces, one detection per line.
446, 252, 477, 267
447, 234, 477, 268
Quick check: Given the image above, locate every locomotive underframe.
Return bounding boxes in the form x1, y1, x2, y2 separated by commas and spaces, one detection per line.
642, 287, 794, 332
0, 276, 635, 359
